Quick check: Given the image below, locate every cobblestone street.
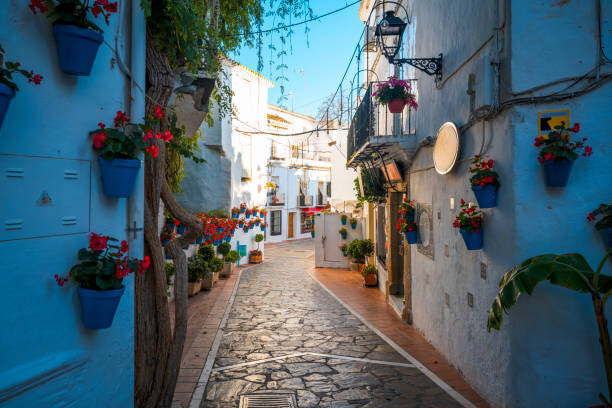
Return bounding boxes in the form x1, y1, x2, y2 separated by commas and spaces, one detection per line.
197, 240, 470, 407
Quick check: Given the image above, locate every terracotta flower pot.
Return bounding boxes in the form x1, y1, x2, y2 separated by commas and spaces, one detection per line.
387, 98, 406, 114
363, 273, 378, 287
249, 253, 263, 264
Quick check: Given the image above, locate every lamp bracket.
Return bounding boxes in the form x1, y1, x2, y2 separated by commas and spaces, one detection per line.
393, 54, 443, 81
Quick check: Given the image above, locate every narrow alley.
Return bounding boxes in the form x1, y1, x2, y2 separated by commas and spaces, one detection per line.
185, 240, 480, 408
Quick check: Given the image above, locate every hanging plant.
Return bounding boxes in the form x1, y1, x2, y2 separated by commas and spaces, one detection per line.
54, 232, 150, 329
588, 203, 612, 249
0, 44, 43, 131
29, 0, 118, 76
469, 156, 500, 208
398, 198, 416, 222
397, 218, 417, 244
90, 108, 172, 198
349, 217, 357, 230
340, 214, 348, 225
339, 227, 347, 239
534, 122, 592, 187
372, 76, 418, 114
453, 199, 484, 250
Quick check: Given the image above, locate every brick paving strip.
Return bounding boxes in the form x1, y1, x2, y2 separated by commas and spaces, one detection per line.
173, 239, 488, 408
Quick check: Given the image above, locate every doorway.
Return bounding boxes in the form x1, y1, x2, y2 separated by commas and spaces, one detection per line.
288, 212, 295, 238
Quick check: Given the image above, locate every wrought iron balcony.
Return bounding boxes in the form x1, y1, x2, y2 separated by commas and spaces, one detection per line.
267, 192, 285, 206
346, 80, 417, 168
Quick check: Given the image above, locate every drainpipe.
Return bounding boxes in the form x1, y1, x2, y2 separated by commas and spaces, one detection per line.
127, 0, 146, 258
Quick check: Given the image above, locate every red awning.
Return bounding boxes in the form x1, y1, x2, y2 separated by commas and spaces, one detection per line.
301, 206, 328, 215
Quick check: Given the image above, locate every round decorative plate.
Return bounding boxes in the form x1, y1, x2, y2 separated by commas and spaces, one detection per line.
433, 122, 460, 175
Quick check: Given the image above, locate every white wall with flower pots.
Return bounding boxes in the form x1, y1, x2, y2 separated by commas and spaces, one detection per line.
0, 3, 145, 407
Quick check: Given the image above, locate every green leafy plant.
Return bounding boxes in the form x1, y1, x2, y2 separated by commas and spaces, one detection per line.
452, 199, 483, 233
371, 76, 417, 108
396, 219, 416, 233
469, 155, 500, 187
347, 239, 374, 263
488, 249, 612, 403
165, 111, 205, 193
217, 242, 231, 257
224, 250, 239, 264
29, 0, 118, 33
589, 204, 612, 230
250, 249, 262, 257
339, 228, 347, 236
208, 257, 223, 273
0, 44, 43, 91
534, 122, 592, 163
360, 264, 377, 277
340, 214, 348, 222
340, 244, 347, 253
58, 232, 150, 290
187, 259, 203, 283
164, 262, 175, 295
197, 244, 215, 262
350, 217, 357, 225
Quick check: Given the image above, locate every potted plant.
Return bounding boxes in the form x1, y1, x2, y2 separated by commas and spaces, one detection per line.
453, 199, 484, 250
488, 249, 612, 406
55, 232, 150, 329
340, 244, 347, 257
360, 264, 378, 287
91, 109, 171, 198
398, 198, 415, 222
29, 0, 118, 76
340, 214, 348, 225
260, 222, 267, 232
372, 76, 418, 114
588, 204, 612, 249
245, 208, 252, 219
260, 208, 267, 218
240, 203, 247, 214
252, 206, 259, 217
200, 266, 213, 291
0, 44, 43, 131
347, 239, 374, 272
249, 249, 263, 264
349, 217, 358, 230
159, 224, 175, 246
339, 227, 347, 240
223, 250, 239, 277
217, 242, 231, 278
469, 155, 500, 208
231, 207, 240, 218
397, 218, 418, 244
208, 257, 223, 284
187, 260, 202, 297
534, 122, 592, 187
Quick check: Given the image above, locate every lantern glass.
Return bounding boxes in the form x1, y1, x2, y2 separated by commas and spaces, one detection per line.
375, 11, 407, 61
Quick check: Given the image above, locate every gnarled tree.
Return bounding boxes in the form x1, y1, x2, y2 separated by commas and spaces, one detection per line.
135, 1, 313, 406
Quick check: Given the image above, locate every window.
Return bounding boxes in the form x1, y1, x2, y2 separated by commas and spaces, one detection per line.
270, 210, 282, 236
300, 212, 313, 234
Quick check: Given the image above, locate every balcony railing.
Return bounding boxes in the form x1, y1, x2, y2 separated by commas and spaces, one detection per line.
298, 195, 313, 207
347, 80, 417, 163
267, 192, 285, 206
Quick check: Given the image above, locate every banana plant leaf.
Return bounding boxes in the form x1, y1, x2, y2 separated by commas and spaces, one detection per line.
488, 253, 612, 331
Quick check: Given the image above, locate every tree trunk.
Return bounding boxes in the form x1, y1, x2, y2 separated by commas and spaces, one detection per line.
593, 293, 612, 403
135, 27, 205, 408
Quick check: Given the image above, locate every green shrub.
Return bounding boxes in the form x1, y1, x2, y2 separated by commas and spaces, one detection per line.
347, 239, 374, 263
224, 250, 239, 263
188, 260, 202, 282
217, 242, 231, 256
208, 257, 224, 273
165, 262, 175, 287
255, 234, 264, 243
198, 244, 215, 262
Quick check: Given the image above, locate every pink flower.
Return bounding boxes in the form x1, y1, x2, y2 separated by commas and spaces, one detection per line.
113, 110, 129, 127
120, 240, 129, 253
143, 129, 153, 141
146, 145, 159, 158
98, 122, 106, 129
89, 232, 109, 251
154, 106, 164, 119
54, 274, 68, 287
160, 131, 173, 142
28, 71, 43, 85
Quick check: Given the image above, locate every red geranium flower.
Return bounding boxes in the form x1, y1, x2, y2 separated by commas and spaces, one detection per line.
120, 240, 129, 253
89, 232, 109, 251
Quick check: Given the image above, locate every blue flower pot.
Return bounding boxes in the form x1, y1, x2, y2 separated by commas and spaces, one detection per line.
246, 213, 251, 219
404, 230, 417, 244
78, 286, 124, 330
98, 157, 141, 198
340, 232, 347, 239
342, 251, 347, 257
341, 218, 347, 225
0, 83, 15, 132
53, 24, 103, 76
350, 222, 357, 230
472, 184, 498, 208
196, 236, 203, 244
311, 231, 315, 238
460, 228, 483, 250
177, 226, 186, 235
542, 159, 573, 187
602, 227, 612, 249
232, 213, 238, 219
261, 227, 266, 232
404, 212, 415, 222
225, 236, 231, 243
253, 212, 258, 217
240, 208, 246, 214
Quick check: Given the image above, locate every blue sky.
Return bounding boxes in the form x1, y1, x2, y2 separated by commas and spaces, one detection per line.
231, 0, 364, 119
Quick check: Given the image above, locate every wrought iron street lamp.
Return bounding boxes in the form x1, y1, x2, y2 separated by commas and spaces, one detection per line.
375, 10, 443, 81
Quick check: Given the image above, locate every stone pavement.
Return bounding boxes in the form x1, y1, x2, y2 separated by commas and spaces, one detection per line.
195, 240, 477, 408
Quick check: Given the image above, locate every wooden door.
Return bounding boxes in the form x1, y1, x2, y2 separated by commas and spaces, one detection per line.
288, 212, 295, 238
